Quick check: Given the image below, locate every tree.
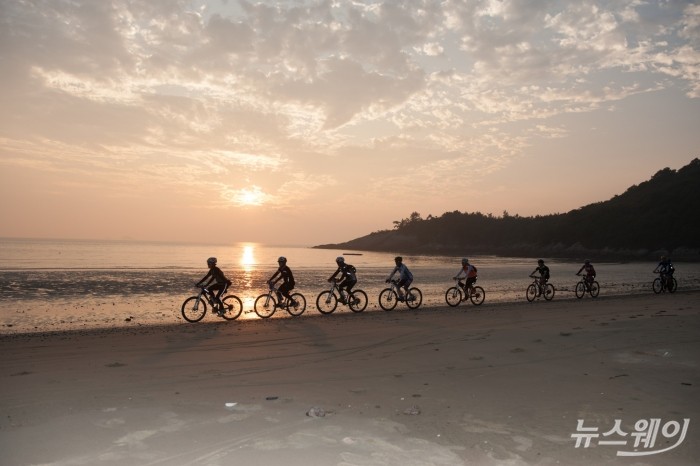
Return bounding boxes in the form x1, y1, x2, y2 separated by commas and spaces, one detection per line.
393, 212, 423, 230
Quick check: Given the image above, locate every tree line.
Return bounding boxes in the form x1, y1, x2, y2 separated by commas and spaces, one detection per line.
317, 158, 700, 260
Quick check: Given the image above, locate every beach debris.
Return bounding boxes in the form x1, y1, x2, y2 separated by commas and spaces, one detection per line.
403, 405, 421, 416
125, 317, 132, 322
105, 362, 126, 368
265, 396, 278, 401
225, 402, 237, 409
306, 406, 326, 418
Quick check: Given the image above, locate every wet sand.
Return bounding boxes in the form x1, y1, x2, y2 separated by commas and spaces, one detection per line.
1, 293, 698, 465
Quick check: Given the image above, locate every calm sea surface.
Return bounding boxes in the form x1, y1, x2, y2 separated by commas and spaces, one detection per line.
2, 238, 699, 333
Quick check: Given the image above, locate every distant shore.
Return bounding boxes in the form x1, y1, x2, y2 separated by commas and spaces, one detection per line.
314, 241, 700, 262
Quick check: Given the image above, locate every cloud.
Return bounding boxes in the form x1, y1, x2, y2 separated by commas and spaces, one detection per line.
1, 0, 698, 232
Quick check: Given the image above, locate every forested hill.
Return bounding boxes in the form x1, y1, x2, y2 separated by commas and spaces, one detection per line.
315, 158, 700, 260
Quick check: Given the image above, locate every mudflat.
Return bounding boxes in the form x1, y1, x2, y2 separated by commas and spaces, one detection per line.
1, 292, 698, 465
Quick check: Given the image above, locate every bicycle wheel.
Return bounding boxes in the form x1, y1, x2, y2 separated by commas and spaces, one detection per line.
526, 284, 537, 302
254, 294, 276, 318
349, 289, 368, 313
287, 293, 306, 316
669, 277, 678, 293
379, 288, 398, 311
589, 281, 600, 298
470, 286, 485, 306
220, 295, 243, 320
181, 296, 207, 323
406, 287, 422, 309
445, 286, 462, 307
543, 283, 555, 301
316, 291, 337, 314
652, 278, 663, 294
575, 282, 585, 299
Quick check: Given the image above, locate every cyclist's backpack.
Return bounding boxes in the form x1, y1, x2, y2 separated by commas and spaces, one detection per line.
347, 264, 357, 274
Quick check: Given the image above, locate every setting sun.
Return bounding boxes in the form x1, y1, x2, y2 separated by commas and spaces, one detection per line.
235, 186, 266, 207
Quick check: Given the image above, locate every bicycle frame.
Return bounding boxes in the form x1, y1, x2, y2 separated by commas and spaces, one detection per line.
388, 279, 414, 300
325, 280, 346, 300
199, 284, 228, 307
576, 274, 593, 291
330, 279, 358, 302
528, 274, 545, 292
182, 283, 243, 323
455, 277, 477, 294
261, 283, 286, 306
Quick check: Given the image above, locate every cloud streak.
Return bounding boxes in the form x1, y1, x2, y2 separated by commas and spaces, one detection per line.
1, 0, 698, 243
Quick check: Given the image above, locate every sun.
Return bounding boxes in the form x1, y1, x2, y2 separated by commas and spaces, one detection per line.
235, 186, 266, 207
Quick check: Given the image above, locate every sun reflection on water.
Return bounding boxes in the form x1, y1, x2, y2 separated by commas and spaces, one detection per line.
241, 244, 256, 271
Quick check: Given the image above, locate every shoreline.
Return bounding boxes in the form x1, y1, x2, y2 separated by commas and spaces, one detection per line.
3, 288, 700, 337
1, 292, 698, 465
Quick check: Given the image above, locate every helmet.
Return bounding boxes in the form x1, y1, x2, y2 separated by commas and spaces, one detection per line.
394, 256, 403, 263
277, 256, 287, 264
336, 256, 345, 264
537, 259, 544, 265
207, 257, 217, 266
461, 258, 469, 265
584, 259, 590, 264
661, 256, 667, 261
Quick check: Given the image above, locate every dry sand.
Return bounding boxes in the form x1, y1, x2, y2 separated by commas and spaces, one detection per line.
1, 293, 698, 465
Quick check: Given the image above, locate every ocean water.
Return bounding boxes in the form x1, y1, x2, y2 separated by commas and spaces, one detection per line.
1, 238, 699, 333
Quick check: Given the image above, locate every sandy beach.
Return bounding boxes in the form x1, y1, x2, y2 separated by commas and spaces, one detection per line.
1, 292, 698, 465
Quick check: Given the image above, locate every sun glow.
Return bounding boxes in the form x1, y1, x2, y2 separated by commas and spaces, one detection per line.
235, 186, 266, 206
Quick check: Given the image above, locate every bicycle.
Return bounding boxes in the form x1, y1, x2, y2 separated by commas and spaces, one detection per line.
378, 279, 422, 311
652, 272, 677, 294
181, 284, 243, 323
574, 273, 600, 298
526, 274, 555, 302
253, 283, 307, 318
316, 279, 368, 314
445, 278, 485, 307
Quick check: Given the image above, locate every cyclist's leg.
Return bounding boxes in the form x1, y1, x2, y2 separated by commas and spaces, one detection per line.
403, 279, 413, 299
465, 277, 476, 295
278, 283, 288, 303
337, 280, 348, 302
396, 279, 407, 299
287, 284, 298, 305
345, 278, 356, 293
208, 283, 224, 306
279, 282, 295, 304
347, 279, 358, 302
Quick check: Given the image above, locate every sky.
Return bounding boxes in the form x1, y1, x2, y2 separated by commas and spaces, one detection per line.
1, 0, 699, 246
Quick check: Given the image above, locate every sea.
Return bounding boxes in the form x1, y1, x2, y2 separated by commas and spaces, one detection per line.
2, 238, 699, 334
